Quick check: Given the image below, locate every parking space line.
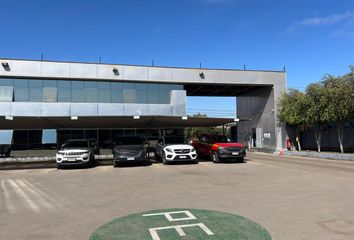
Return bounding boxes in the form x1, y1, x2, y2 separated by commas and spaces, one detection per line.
1, 179, 16, 213
8, 179, 40, 213
16, 179, 53, 209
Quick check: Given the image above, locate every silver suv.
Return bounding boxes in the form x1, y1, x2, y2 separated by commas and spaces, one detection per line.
56, 139, 95, 169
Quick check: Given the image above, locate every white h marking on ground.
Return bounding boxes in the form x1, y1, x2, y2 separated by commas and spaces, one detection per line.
143, 210, 197, 222
148, 223, 214, 240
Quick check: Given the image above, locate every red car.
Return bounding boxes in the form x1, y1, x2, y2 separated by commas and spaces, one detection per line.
192, 134, 246, 163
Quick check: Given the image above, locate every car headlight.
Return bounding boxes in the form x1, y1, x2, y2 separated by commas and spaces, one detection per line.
165, 148, 173, 153
218, 146, 225, 150
191, 147, 196, 152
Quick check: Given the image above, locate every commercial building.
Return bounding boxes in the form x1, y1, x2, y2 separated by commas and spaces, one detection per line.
0, 58, 286, 151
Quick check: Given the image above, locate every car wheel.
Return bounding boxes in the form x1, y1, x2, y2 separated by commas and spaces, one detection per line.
239, 157, 245, 163
113, 161, 119, 168
56, 164, 62, 169
144, 160, 152, 166
211, 152, 220, 163
155, 152, 161, 161
162, 153, 168, 165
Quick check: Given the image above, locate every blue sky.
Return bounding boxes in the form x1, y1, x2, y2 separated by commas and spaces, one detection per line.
1, 0, 353, 117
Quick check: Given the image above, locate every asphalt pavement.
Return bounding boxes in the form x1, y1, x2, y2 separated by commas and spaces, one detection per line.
1, 152, 354, 240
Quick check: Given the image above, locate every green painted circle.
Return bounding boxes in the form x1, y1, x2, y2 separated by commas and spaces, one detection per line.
90, 208, 271, 240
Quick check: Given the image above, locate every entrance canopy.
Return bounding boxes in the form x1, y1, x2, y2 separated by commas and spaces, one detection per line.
0, 116, 246, 130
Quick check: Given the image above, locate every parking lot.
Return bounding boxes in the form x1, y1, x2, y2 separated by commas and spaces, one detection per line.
1, 152, 354, 240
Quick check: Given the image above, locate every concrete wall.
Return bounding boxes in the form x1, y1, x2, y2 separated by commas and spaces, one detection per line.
237, 76, 286, 151
0, 59, 285, 85
0, 90, 186, 117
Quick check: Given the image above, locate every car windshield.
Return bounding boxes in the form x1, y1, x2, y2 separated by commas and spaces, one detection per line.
212, 135, 229, 143
164, 136, 185, 144
62, 141, 88, 149
115, 137, 142, 145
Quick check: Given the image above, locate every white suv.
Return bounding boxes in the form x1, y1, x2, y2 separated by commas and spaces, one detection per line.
155, 136, 198, 164
56, 139, 95, 169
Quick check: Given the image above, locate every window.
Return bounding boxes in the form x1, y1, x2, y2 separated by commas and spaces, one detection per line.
0, 79, 14, 86
29, 80, 43, 102
136, 83, 147, 104
0, 130, 13, 144
14, 79, 29, 102
85, 81, 98, 103
3, 78, 183, 104
43, 87, 58, 102
43, 80, 57, 87
123, 129, 136, 136
111, 82, 123, 103
159, 84, 171, 104
98, 82, 111, 103
148, 84, 159, 104
42, 129, 57, 144
28, 130, 42, 149
123, 83, 136, 103
58, 80, 72, 102
71, 81, 85, 103
0, 86, 13, 102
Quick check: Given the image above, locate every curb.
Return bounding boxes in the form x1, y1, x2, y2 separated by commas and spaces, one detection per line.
0, 154, 114, 166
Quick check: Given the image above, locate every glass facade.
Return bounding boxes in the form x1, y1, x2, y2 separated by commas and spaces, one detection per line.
0, 78, 183, 104
10, 128, 184, 150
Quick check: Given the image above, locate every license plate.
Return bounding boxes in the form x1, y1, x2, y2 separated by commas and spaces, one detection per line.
179, 156, 187, 159
68, 158, 77, 162
232, 152, 239, 155
127, 157, 135, 160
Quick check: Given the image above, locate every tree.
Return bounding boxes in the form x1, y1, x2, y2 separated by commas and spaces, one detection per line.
277, 89, 307, 151
322, 69, 354, 153
305, 83, 328, 153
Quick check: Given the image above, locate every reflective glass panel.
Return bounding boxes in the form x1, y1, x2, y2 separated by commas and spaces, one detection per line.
159, 84, 171, 104
15, 88, 29, 101
111, 82, 123, 103
123, 83, 136, 103
58, 88, 71, 102
0, 79, 13, 86
42, 129, 57, 144
72, 81, 85, 89
0, 130, 13, 144
43, 87, 57, 102
44, 80, 58, 87
29, 87, 43, 102
29, 79, 43, 87
148, 84, 159, 104
72, 89, 85, 102
85, 88, 98, 102
58, 80, 71, 88
0, 86, 13, 102
136, 83, 147, 104
98, 89, 111, 103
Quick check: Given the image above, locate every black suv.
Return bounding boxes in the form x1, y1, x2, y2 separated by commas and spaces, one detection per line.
112, 136, 149, 167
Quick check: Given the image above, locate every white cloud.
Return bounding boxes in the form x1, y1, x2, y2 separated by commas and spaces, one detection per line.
286, 10, 354, 33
